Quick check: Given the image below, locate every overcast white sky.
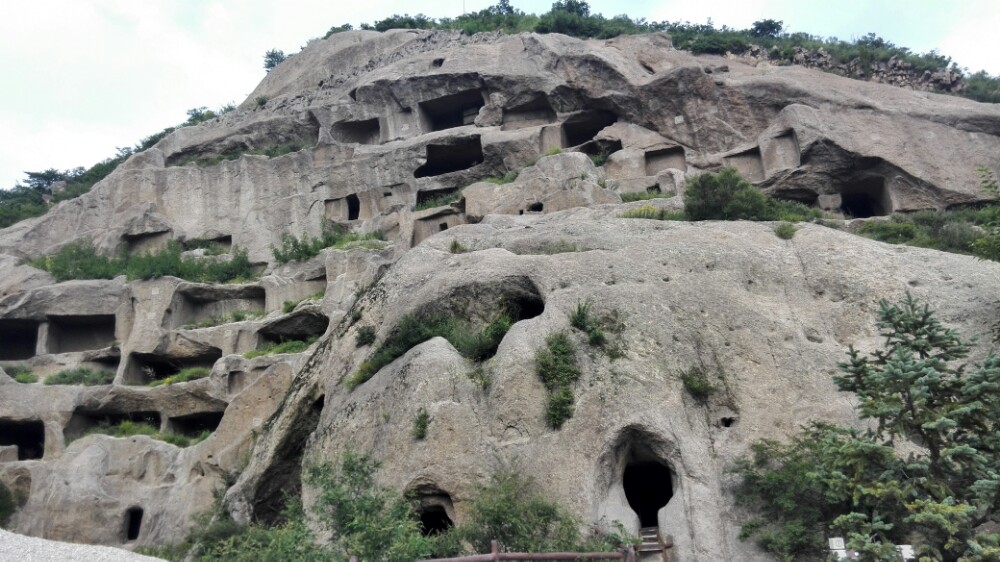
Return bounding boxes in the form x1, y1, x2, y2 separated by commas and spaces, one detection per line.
1, 0, 998, 189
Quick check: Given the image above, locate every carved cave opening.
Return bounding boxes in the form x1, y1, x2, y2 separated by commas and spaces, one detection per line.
124, 351, 222, 386
332, 118, 381, 145
501, 96, 557, 131
47, 315, 116, 354
0, 319, 38, 360
623, 460, 673, 527
419, 90, 486, 132
64, 410, 162, 442
170, 286, 265, 330
414, 137, 484, 178
419, 505, 453, 536
183, 235, 233, 253
258, 311, 330, 345
840, 176, 891, 218
410, 483, 455, 537
562, 110, 618, 147
125, 507, 143, 541
0, 419, 45, 460
168, 411, 225, 437
416, 188, 460, 209
347, 194, 361, 221
645, 146, 687, 175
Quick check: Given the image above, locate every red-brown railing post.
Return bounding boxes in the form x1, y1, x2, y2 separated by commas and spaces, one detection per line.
349, 557, 358, 562
491, 539, 500, 562
626, 545, 635, 562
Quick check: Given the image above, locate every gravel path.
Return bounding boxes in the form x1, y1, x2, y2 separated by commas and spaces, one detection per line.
0, 529, 166, 562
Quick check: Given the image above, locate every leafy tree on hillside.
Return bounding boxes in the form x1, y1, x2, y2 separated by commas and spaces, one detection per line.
736, 295, 1000, 560
263, 49, 286, 72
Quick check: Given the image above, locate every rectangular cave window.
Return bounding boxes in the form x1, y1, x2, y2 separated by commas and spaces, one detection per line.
347, 194, 360, 221
123, 231, 172, 257
170, 286, 266, 330
561, 110, 618, 147
46, 315, 116, 354
645, 146, 687, 175
840, 176, 891, 218
414, 137, 484, 178
723, 147, 765, 182
331, 118, 381, 145
418, 90, 486, 132
168, 411, 224, 437
183, 235, 233, 253
416, 188, 459, 209
0, 419, 45, 460
125, 507, 143, 541
0, 319, 39, 360
64, 410, 162, 442
123, 352, 221, 386
501, 96, 557, 131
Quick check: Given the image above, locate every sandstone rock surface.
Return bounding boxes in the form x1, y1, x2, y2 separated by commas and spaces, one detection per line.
0, 28, 998, 560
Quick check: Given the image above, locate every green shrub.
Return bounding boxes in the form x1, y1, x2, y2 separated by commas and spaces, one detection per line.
449, 239, 469, 254
245, 337, 317, 359
619, 205, 686, 220
856, 207, 1000, 261
414, 192, 462, 211
620, 191, 675, 203
9, 366, 37, 384
570, 301, 606, 348
31, 241, 256, 283
255, 96, 269, 108
680, 367, 717, 400
0, 482, 15, 528
413, 408, 430, 440
305, 453, 436, 561
355, 326, 376, 347
774, 222, 797, 239
44, 368, 113, 386
536, 332, 581, 429
347, 310, 513, 389
149, 367, 211, 387
545, 147, 563, 156
272, 224, 384, 264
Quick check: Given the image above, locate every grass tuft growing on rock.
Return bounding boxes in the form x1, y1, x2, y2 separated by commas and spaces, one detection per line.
272, 224, 384, 264
536, 332, 582, 429
31, 241, 257, 283
149, 367, 211, 387
84, 420, 209, 448
346, 311, 513, 390
619, 205, 685, 221
620, 191, 675, 203
245, 337, 318, 359
9, 366, 37, 384
680, 367, 717, 401
413, 408, 430, 440
774, 222, 797, 240
44, 368, 114, 386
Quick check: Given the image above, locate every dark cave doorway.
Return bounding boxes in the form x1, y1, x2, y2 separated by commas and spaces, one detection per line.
623, 460, 673, 527
418, 504, 454, 536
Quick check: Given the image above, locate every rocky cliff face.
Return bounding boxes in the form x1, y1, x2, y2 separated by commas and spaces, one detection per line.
0, 29, 998, 560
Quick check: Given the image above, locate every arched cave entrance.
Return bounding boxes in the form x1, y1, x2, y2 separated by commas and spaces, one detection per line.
623, 461, 673, 528
418, 505, 453, 536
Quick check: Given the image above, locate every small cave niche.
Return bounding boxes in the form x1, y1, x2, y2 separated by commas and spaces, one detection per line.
410, 483, 455, 537
123, 351, 221, 386
124, 231, 172, 257
347, 194, 361, 221
431, 58, 445, 68
414, 137, 484, 178
527, 202, 544, 212
724, 147, 765, 183
46, 315, 116, 354
325, 193, 371, 222
418, 89, 486, 132
720, 416, 737, 428
183, 235, 233, 253
170, 286, 266, 330
0, 319, 39, 360
64, 410, 162, 442
124, 507, 143, 541
250, 393, 324, 525
645, 146, 687, 175
419, 505, 453, 536
331, 118, 381, 145
258, 309, 330, 345
501, 96, 557, 131
0, 419, 45, 460
840, 176, 891, 218
416, 188, 460, 209
561, 110, 618, 147
168, 411, 225, 437
439, 222, 449, 231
